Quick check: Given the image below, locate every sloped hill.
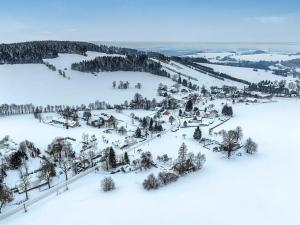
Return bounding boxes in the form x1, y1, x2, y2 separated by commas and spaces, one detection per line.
200, 63, 297, 84
0, 51, 174, 106
158, 59, 246, 88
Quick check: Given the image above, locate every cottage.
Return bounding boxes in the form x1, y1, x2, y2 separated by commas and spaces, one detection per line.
162, 111, 170, 116
90, 114, 117, 128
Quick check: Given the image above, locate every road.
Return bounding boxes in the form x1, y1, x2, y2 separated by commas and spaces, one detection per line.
0, 117, 177, 221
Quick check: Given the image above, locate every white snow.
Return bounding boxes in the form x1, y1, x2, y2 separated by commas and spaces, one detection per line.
200, 63, 297, 83
187, 51, 300, 62
3, 99, 300, 225
232, 53, 300, 62
43, 51, 124, 71
159, 60, 245, 88
186, 52, 235, 60
0, 52, 174, 105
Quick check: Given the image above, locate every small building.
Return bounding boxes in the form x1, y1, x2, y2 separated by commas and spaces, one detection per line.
162, 111, 170, 116
90, 114, 117, 128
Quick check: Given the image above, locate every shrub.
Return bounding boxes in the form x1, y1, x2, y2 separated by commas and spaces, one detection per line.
244, 138, 258, 154
101, 177, 115, 192
143, 174, 160, 190
222, 104, 233, 117
140, 151, 154, 169
157, 154, 171, 163
158, 172, 178, 185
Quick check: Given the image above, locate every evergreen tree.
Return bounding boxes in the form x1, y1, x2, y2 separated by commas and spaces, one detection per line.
185, 100, 193, 112
193, 126, 202, 140
124, 152, 130, 165
179, 109, 182, 117
178, 142, 188, 163
108, 147, 117, 168
178, 76, 182, 84
141, 117, 148, 129
149, 118, 154, 131
169, 116, 175, 125
222, 104, 233, 117
135, 127, 142, 138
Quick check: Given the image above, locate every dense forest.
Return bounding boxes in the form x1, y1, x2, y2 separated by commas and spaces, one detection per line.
0, 41, 165, 64
71, 54, 170, 78
247, 80, 299, 95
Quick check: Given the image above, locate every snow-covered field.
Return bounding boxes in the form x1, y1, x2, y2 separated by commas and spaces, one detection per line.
187, 51, 300, 62
232, 53, 300, 62
159, 60, 245, 88
43, 51, 124, 71
0, 52, 174, 105
3, 99, 300, 225
200, 63, 297, 83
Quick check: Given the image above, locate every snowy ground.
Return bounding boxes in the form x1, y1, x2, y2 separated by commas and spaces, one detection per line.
0, 52, 174, 105
159, 60, 245, 88
43, 51, 124, 71
200, 63, 297, 83
187, 51, 300, 62
3, 98, 300, 225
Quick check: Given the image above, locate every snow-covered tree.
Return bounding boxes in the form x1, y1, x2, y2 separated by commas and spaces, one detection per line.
173, 143, 206, 175
244, 138, 258, 154
124, 152, 130, 165
235, 126, 243, 143
0, 184, 13, 213
140, 151, 154, 170
193, 126, 202, 140
222, 104, 233, 117
222, 129, 239, 158
101, 177, 115, 192
177, 142, 188, 163
185, 99, 193, 112
18, 165, 30, 200
108, 147, 117, 169
158, 172, 178, 185
118, 126, 127, 135
169, 115, 175, 125
39, 161, 55, 189
143, 174, 160, 190
60, 159, 71, 190
135, 127, 142, 138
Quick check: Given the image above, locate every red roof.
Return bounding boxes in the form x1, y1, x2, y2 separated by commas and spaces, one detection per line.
163, 111, 170, 115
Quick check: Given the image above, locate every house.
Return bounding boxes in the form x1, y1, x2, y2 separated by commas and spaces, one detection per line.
162, 111, 170, 116
90, 114, 117, 128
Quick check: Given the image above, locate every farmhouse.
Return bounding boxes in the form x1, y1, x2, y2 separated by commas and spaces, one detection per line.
90, 114, 117, 128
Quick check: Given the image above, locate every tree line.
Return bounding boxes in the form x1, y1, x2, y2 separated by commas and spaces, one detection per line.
0, 41, 166, 64
71, 54, 170, 78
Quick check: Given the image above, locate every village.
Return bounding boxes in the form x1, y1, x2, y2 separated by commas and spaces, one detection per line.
0, 76, 273, 215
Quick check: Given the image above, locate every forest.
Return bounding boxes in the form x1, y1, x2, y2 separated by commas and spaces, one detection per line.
0, 41, 164, 64
71, 54, 170, 78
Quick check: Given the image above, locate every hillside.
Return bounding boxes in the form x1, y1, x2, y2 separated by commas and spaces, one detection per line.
0, 51, 174, 105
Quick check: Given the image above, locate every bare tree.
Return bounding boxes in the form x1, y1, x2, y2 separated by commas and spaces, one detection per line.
0, 184, 13, 213
18, 165, 30, 200
39, 161, 55, 189
235, 126, 243, 143
222, 130, 238, 159
60, 159, 71, 190
169, 115, 175, 125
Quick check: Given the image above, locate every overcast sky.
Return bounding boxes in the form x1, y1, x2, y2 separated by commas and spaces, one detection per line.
1, 0, 299, 43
